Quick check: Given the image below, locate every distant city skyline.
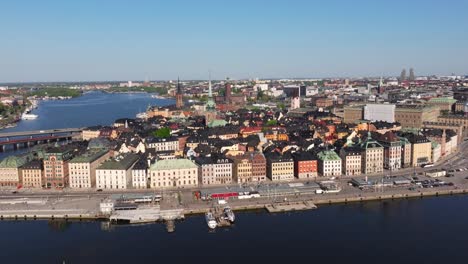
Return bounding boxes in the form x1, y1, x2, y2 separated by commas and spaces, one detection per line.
1, 0, 467, 82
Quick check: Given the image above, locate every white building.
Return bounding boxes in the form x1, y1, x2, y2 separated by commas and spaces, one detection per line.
96, 154, 139, 190
195, 156, 233, 185
132, 159, 148, 189
253, 83, 269, 91
146, 137, 179, 152
306, 86, 319, 97
149, 159, 199, 188
290, 96, 300, 110
69, 150, 110, 189
317, 150, 342, 177
364, 103, 396, 123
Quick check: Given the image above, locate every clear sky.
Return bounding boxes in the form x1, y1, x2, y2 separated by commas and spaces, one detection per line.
1, 0, 467, 82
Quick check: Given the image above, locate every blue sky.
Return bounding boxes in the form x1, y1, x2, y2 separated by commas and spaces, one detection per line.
1, 0, 467, 82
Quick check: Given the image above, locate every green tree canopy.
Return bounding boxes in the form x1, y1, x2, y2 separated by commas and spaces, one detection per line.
153, 127, 171, 138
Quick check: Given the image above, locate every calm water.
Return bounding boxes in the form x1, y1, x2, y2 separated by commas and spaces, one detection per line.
3, 91, 174, 132
0, 91, 173, 159
0, 196, 467, 263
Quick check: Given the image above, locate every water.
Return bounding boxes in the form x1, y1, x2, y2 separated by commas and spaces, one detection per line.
0, 91, 174, 159
2, 91, 174, 132
0, 196, 467, 263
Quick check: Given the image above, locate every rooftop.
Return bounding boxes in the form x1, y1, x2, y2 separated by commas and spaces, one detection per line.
149, 158, 198, 171
70, 150, 108, 163
97, 154, 139, 170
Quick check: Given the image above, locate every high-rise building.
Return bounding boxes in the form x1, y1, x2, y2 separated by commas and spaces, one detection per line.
400, 69, 407, 81
409, 68, 415, 81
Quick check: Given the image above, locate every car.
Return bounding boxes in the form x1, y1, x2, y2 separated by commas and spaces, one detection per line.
448, 170, 456, 173
11, 191, 18, 194
39, 130, 45, 133
409, 187, 416, 191
97, 189, 103, 192
446, 174, 455, 177
412, 176, 419, 180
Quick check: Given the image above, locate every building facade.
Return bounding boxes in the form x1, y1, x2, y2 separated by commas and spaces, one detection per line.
69, 150, 110, 189
339, 147, 362, 176
395, 105, 439, 128
293, 152, 318, 179
0, 156, 27, 187
132, 159, 149, 189
147, 137, 179, 152
43, 149, 73, 188
360, 133, 384, 174
20, 160, 43, 188
266, 153, 294, 181
230, 152, 266, 183
96, 154, 139, 190
317, 150, 342, 177
149, 158, 199, 188
195, 156, 233, 185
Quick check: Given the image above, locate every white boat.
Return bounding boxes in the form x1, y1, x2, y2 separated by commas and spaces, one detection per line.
21, 113, 38, 120
223, 206, 235, 223
205, 212, 217, 229
135, 112, 148, 119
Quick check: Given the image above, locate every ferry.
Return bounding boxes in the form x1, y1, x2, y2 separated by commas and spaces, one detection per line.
135, 112, 148, 119
205, 212, 217, 229
223, 206, 235, 223
21, 113, 38, 120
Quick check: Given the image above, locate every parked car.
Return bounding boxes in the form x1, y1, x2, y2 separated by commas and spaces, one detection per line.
97, 189, 103, 192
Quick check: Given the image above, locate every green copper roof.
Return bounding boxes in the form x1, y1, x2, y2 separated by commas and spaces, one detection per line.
97, 154, 138, 170
317, 150, 341, 161
70, 150, 108, 163
207, 119, 227, 128
428, 97, 457, 104
149, 158, 198, 171
0, 156, 27, 168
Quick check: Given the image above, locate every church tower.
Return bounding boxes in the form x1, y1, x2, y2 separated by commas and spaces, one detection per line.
176, 77, 184, 109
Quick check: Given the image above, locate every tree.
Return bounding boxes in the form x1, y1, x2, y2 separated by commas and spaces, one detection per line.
266, 120, 278, 126
409, 68, 415, 81
153, 127, 171, 138
400, 69, 407, 81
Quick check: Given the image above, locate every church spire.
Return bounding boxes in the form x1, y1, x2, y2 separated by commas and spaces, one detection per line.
177, 77, 182, 94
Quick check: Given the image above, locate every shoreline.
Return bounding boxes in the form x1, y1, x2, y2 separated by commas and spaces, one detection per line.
0, 187, 466, 222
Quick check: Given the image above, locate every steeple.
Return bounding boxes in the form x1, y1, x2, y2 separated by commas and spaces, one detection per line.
177, 77, 182, 94
175, 77, 184, 109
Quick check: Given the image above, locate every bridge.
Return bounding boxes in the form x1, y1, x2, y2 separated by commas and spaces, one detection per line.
0, 128, 83, 139
0, 128, 84, 152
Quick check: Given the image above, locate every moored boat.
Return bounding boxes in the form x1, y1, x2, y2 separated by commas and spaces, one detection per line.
223, 206, 235, 223
205, 212, 217, 229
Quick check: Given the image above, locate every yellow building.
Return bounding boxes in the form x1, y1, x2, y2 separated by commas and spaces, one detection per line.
20, 160, 43, 188
149, 159, 199, 188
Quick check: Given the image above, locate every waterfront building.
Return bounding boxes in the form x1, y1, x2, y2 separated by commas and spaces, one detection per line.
422, 129, 458, 157
43, 148, 73, 188
229, 152, 266, 183
69, 150, 110, 189
364, 104, 395, 123
339, 147, 362, 176
398, 136, 412, 168
132, 158, 149, 189
360, 133, 384, 174
0, 156, 27, 187
146, 137, 179, 152
195, 155, 233, 185
292, 152, 318, 179
317, 150, 342, 177
20, 160, 43, 188
96, 154, 139, 190
149, 158, 199, 188
400, 133, 432, 167
394, 104, 439, 128
374, 131, 402, 171
265, 152, 294, 182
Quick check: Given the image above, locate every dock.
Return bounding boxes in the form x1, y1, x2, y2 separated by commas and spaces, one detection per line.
265, 200, 317, 213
